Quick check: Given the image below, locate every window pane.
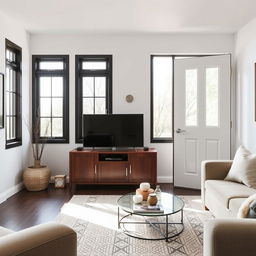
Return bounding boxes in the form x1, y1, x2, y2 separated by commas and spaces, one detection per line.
83, 77, 94, 96
39, 61, 64, 70
6, 116, 10, 140
95, 77, 106, 97
95, 98, 106, 114
11, 93, 16, 115
52, 98, 63, 117
82, 61, 106, 70
6, 68, 10, 91
52, 77, 63, 97
52, 118, 63, 137
9, 69, 13, 92
83, 98, 94, 114
40, 98, 51, 117
40, 77, 51, 97
153, 57, 172, 138
40, 118, 51, 137
206, 67, 219, 126
186, 69, 198, 126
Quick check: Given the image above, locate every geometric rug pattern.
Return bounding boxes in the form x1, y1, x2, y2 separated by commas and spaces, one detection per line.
56, 195, 212, 256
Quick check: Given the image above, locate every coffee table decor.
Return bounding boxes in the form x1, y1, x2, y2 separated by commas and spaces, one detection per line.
117, 192, 184, 242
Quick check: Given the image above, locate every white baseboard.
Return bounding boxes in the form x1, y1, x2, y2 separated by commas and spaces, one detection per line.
0, 182, 24, 204
157, 176, 173, 183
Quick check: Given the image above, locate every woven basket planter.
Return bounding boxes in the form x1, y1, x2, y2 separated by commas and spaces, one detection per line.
23, 166, 51, 191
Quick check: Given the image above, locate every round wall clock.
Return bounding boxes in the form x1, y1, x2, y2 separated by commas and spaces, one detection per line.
126, 94, 134, 103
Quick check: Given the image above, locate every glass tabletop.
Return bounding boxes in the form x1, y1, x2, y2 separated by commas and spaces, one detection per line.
117, 192, 184, 216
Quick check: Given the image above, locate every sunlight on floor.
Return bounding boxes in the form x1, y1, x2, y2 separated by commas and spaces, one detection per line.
61, 202, 120, 231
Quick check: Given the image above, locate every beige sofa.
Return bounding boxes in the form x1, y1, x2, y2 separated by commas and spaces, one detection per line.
202, 160, 256, 256
0, 222, 77, 256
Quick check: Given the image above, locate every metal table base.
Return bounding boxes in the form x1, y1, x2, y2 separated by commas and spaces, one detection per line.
118, 207, 184, 242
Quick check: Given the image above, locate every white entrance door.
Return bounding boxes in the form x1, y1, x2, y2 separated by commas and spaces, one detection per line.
174, 55, 230, 189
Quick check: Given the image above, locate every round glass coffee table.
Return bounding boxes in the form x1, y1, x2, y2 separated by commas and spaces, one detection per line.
117, 192, 184, 242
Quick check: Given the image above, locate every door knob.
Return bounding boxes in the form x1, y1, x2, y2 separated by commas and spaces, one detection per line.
176, 128, 186, 133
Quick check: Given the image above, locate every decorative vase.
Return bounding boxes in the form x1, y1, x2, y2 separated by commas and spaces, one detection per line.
23, 165, 51, 191
136, 188, 154, 201
147, 193, 158, 206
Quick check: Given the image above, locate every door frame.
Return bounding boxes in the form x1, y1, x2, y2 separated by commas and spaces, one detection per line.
170, 54, 232, 189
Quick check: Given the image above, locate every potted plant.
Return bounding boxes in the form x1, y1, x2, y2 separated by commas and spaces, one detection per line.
23, 116, 51, 191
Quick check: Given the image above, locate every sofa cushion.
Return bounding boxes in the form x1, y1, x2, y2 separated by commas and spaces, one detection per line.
229, 198, 246, 216
225, 146, 256, 188
0, 226, 13, 238
205, 180, 256, 209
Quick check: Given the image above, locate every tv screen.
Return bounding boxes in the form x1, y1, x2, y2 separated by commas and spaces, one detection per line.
83, 114, 144, 147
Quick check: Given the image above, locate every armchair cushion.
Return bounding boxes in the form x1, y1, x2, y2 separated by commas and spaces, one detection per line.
225, 146, 256, 188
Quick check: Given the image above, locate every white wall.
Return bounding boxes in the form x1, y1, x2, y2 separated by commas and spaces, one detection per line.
235, 18, 256, 153
30, 33, 234, 182
0, 11, 30, 202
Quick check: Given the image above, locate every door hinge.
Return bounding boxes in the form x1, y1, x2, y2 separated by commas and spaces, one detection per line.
230, 121, 232, 129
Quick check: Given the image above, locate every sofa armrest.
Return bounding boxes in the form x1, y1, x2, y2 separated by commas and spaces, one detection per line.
0, 223, 77, 256
201, 160, 232, 206
204, 219, 256, 256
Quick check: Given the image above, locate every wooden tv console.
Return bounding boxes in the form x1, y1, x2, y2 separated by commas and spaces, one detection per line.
69, 148, 157, 191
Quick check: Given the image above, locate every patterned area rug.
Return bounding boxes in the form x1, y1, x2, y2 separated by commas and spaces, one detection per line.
56, 195, 212, 256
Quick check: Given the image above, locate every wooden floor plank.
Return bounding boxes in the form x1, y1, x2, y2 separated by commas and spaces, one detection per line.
0, 184, 200, 231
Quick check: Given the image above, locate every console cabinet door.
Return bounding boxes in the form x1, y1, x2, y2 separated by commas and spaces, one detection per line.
70, 153, 96, 183
129, 153, 156, 184
97, 162, 129, 183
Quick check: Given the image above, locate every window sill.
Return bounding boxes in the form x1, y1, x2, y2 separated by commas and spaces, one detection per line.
6, 141, 22, 149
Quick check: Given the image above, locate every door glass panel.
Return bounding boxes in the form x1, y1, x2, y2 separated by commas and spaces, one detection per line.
95, 98, 106, 114
83, 98, 94, 114
83, 77, 94, 97
95, 77, 106, 97
40, 77, 51, 97
186, 69, 198, 126
153, 57, 173, 138
52, 118, 63, 137
52, 77, 63, 97
206, 67, 219, 126
82, 61, 106, 70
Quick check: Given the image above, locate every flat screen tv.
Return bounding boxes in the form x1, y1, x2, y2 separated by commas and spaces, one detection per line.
83, 114, 144, 148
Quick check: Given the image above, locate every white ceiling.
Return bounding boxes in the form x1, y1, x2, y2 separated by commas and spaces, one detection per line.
0, 0, 256, 34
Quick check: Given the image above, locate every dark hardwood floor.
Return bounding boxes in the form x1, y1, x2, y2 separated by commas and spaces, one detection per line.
0, 184, 200, 231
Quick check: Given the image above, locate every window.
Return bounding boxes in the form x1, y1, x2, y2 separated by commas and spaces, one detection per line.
32, 55, 69, 143
75, 55, 112, 143
150, 55, 173, 143
5, 39, 22, 149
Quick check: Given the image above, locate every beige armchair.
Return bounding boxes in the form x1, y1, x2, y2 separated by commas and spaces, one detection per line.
204, 219, 256, 256
0, 222, 77, 256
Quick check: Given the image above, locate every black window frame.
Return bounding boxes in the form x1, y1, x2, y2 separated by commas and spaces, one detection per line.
150, 55, 174, 143
5, 39, 22, 149
75, 55, 112, 144
32, 55, 69, 144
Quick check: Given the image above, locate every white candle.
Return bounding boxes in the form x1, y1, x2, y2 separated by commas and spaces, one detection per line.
133, 194, 143, 204
140, 182, 150, 191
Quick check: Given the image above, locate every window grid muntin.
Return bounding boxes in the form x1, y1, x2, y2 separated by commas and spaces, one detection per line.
39, 76, 64, 137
